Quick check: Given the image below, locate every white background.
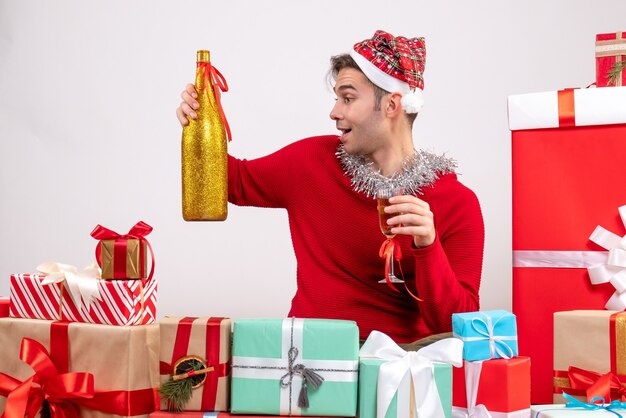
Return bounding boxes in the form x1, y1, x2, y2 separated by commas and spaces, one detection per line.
1, 0, 624, 320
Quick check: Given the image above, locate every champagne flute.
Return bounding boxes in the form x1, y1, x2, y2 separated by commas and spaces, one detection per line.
376, 186, 404, 283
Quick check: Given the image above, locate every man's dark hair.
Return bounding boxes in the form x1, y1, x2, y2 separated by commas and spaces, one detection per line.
329, 54, 418, 126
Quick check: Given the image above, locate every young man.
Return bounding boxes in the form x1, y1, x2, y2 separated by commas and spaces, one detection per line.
176, 30, 484, 343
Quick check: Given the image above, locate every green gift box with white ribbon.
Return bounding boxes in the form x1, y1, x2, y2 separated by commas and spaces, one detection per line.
231, 318, 359, 416
359, 331, 462, 418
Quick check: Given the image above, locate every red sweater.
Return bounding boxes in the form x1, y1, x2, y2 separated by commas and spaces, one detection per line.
228, 135, 484, 342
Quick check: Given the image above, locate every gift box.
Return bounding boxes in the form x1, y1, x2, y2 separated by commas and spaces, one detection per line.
159, 317, 231, 412
451, 310, 518, 361
359, 331, 461, 418
452, 358, 531, 418
0, 317, 160, 417
508, 87, 626, 130
0, 297, 8, 317
530, 401, 626, 418
91, 221, 154, 280
508, 88, 626, 403
553, 310, 626, 404
9, 271, 157, 325
596, 32, 626, 87
231, 318, 359, 416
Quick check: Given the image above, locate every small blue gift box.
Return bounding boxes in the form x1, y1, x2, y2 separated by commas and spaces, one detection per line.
451, 310, 518, 361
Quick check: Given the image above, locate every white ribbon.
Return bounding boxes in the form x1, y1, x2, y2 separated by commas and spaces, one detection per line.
37, 261, 103, 310
512, 250, 608, 268
454, 314, 517, 360
454, 408, 530, 418
587, 205, 626, 310
451, 361, 492, 418
360, 330, 463, 418
232, 318, 358, 415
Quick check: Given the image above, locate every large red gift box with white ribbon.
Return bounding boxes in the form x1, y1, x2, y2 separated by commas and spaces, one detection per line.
9, 273, 157, 326
508, 86, 626, 404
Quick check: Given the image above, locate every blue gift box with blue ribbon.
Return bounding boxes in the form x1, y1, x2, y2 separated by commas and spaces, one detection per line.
451, 310, 518, 361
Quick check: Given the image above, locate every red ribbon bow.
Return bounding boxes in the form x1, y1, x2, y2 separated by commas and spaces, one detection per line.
379, 238, 402, 293
90, 221, 155, 280
569, 366, 626, 403
0, 338, 95, 418
378, 238, 422, 302
198, 62, 232, 142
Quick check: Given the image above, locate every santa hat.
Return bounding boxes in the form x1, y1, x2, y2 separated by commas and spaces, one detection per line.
351, 30, 426, 114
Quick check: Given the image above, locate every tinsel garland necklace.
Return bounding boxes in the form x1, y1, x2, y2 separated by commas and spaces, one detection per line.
335, 144, 457, 197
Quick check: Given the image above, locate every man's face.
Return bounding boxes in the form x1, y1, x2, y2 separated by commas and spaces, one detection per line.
330, 68, 386, 156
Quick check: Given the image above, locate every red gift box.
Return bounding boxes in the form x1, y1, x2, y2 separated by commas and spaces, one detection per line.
9, 273, 157, 325
596, 32, 626, 87
453, 357, 530, 418
0, 298, 8, 318
509, 88, 626, 403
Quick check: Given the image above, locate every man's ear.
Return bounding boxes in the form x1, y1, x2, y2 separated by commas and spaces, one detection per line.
385, 92, 404, 118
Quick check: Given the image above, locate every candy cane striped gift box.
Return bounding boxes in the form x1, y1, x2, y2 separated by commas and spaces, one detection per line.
9, 273, 157, 325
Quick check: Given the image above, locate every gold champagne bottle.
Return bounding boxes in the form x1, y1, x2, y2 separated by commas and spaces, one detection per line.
182, 50, 228, 221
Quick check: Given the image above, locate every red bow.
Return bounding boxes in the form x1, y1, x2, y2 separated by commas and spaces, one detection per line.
568, 366, 626, 403
198, 62, 232, 142
90, 221, 155, 280
378, 238, 423, 302
379, 238, 402, 293
0, 338, 94, 418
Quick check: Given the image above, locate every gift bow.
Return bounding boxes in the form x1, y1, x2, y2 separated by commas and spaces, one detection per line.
90, 221, 155, 281
458, 315, 516, 360
561, 393, 626, 418
588, 205, 626, 311
379, 238, 403, 292
37, 262, 102, 311
360, 330, 463, 418
0, 338, 95, 418
568, 366, 626, 403
451, 361, 493, 418
279, 346, 325, 408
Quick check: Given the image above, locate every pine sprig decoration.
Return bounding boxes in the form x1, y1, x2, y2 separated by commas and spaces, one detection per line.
159, 375, 195, 412
607, 60, 626, 86
159, 357, 207, 412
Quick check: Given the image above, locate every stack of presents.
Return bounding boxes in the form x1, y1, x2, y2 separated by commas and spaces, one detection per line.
2, 31, 626, 418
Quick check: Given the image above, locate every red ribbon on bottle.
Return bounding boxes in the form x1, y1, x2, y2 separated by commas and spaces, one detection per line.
159, 317, 230, 411
198, 62, 232, 142
90, 221, 155, 280
0, 323, 159, 417
557, 88, 576, 127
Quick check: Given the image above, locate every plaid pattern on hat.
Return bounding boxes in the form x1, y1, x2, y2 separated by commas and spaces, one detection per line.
353, 30, 426, 91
